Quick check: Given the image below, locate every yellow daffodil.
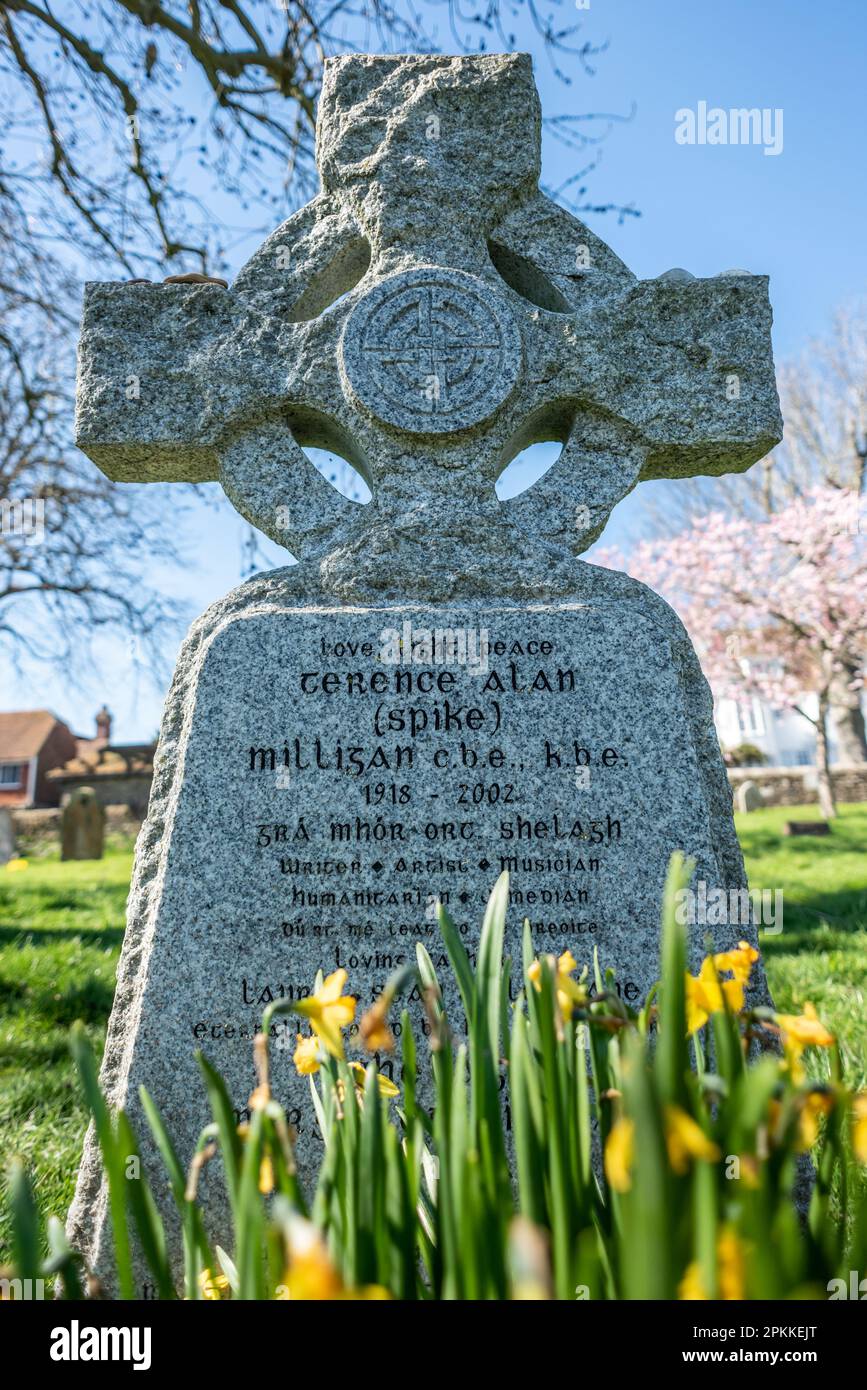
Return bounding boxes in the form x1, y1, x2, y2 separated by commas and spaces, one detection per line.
678, 1228, 746, 1301
713, 941, 759, 984
198, 1267, 230, 1300
358, 996, 395, 1053
685, 955, 745, 1035
775, 1003, 834, 1083
604, 1116, 634, 1193
5, 858, 28, 873
717, 1227, 746, 1300
664, 1105, 721, 1174
776, 1001, 835, 1047
528, 949, 587, 1022
277, 1234, 342, 1300
851, 1094, 867, 1165
678, 1261, 708, 1301
797, 1090, 834, 1151
274, 1214, 390, 1301
277, 1273, 390, 1300
295, 969, 357, 1059
258, 1155, 275, 1195
348, 1061, 400, 1099
293, 1033, 322, 1076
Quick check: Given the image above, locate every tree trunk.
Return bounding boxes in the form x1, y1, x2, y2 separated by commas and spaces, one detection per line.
830, 661, 867, 763
815, 694, 837, 820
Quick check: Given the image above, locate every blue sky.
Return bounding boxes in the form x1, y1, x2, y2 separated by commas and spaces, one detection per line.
5, 0, 866, 739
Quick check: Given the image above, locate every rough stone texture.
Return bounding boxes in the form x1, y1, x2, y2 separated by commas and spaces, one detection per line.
69, 52, 783, 1289
68, 566, 774, 1290
75, 51, 781, 588
60, 787, 105, 861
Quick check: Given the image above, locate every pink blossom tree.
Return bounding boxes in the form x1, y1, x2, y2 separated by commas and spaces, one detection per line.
595, 488, 867, 819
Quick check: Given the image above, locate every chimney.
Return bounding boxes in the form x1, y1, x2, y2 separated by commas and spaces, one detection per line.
95, 705, 112, 748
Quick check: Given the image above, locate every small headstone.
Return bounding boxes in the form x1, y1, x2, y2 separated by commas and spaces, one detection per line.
60, 787, 105, 861
0, 808, 15, 865
68, 53, 783, 1286
784, 821, 831, 837
735, 780, 763, 813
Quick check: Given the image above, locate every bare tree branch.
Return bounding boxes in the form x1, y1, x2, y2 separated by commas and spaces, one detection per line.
0, 0, 637, 679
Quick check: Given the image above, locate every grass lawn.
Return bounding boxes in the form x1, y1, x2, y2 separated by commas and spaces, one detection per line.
0, 849, 130, 1261
1, 804, 866, 1261
739, 803, 867, 1092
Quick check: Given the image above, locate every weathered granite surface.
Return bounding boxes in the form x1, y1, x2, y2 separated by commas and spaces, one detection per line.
68, 565, 774, 1288
69, 52, 782, 1289
76, 52, 781, 593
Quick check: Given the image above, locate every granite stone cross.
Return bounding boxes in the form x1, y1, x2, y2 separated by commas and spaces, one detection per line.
76, 52, 780, 595
70, 52, 783, 1290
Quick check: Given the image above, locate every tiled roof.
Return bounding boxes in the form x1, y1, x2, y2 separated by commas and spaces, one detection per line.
47, 744, 155, 781
0, 710, 61, 760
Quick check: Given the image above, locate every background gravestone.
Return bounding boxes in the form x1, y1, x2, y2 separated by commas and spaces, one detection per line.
68, 52, 783, 1287
0, 808, 15, 866
61, 787, 105, 862
735, 780, 764, 814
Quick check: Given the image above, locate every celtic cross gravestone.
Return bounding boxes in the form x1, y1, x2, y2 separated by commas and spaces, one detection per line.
69, 52, 782, 1287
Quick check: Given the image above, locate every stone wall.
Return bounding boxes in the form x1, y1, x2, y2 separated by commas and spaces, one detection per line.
728, 764, 867, 808
12, 804, 143, 853
57, 776, 152, 818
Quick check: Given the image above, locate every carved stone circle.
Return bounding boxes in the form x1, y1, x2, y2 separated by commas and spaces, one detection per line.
338, 266, 522, 434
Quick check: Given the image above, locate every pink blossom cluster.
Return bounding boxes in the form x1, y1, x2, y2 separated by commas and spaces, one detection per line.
593, 488, 867, 716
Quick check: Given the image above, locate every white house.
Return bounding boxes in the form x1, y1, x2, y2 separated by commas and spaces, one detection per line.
714, 693, 817, 766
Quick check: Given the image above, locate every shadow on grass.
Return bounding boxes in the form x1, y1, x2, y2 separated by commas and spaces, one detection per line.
0, 975, 116, 1029
38, 978, 117, 1026
0, 925, 126, 948
758, 885, 867, 957
739, 830, 863, 858
0, 1035, 96, 1069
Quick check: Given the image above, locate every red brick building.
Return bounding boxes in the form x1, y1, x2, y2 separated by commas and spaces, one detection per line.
0, 710, 79, 808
